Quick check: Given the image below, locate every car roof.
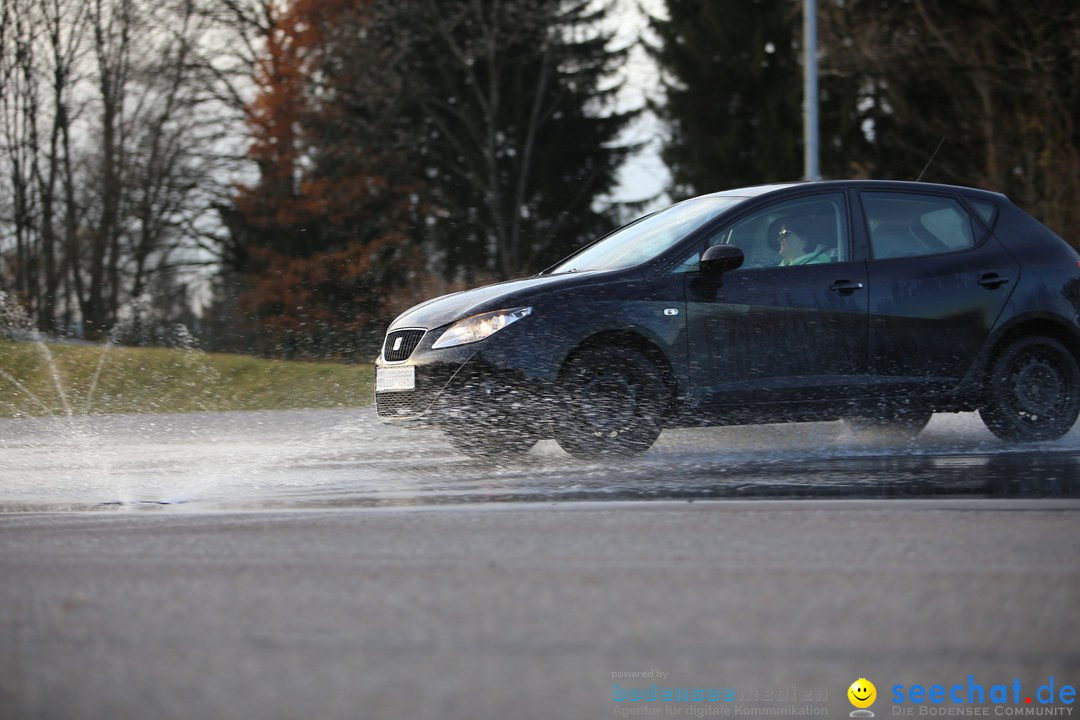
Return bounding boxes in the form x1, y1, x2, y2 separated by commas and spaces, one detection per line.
699, 179, 1009, 202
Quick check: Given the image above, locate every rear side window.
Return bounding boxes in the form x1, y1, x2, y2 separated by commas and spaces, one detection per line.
862, 192, 976, 260
968, 199, 997, 228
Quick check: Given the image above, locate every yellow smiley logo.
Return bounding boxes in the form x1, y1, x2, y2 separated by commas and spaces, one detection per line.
846, 682, 872, 708
848, 678, 877, 709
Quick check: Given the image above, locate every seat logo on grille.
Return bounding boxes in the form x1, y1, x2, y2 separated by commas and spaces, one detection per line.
393, 336, 404, 352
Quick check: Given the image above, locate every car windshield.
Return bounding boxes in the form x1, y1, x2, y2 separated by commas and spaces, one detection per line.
548, 196, 747, 274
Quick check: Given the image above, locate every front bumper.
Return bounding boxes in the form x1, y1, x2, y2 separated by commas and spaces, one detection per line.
373, 320, 571, 428
375, 355, 554, 431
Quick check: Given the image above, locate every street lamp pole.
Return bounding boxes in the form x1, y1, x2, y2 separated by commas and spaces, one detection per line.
803, 0, 821, 181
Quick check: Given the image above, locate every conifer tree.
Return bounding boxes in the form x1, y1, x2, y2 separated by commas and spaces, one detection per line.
312, 0, 637, 279
647, 0, 869, 196
229, 0, 637, 355
648, 0, 803, 195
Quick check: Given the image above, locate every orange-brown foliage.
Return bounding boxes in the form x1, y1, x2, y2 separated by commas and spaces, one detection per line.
232, 0, 433, 355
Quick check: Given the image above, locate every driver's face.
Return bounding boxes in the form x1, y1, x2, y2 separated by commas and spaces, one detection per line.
779, 229, 806, 259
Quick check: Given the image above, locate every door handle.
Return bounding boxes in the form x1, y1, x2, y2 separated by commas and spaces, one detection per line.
978, 273, 1010, 290
829, 280, 864, 295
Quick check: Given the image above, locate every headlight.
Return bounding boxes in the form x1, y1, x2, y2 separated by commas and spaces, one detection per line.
431, 307, 533, 349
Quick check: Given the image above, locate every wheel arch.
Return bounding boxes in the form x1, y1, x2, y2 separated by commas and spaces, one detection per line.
971, 315, 1080, 393
976, 320, 1080, 441
561, 330, 680, 414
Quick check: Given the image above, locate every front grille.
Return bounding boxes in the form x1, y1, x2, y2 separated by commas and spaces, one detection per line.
376, 391, 425, 418
383, 329, 425, 362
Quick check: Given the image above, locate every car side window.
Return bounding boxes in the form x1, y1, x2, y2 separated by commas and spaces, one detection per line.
968, 199, 997, 229
862, 192, 976, 260
707, 193, 849, 270
671, 193, 849, 273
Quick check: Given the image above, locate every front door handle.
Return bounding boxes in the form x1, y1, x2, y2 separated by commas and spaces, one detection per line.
829, 280, 865, 296
978, 273, 1010, 290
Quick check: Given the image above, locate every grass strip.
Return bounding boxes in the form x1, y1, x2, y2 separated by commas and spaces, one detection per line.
0, 339, 373, 418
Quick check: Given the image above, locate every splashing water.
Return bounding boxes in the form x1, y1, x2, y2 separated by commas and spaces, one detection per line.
1, 290, 71, 416
0, 291, 223, 507
0, 289, 33, 334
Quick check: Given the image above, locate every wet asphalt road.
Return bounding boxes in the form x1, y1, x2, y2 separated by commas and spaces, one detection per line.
1, 409, 1078, 719
0, 407, 1078, 511
2, 500, 1078, 720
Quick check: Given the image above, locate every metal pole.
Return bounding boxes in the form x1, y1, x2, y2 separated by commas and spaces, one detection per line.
803, 0, 820, 181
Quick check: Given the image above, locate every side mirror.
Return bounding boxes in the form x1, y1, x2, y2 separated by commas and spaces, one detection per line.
700, 244, 744, 275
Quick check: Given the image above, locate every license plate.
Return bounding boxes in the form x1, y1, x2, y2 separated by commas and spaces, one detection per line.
376, 366, 415, 392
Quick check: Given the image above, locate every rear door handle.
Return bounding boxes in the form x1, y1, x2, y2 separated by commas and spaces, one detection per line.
829, 280, 864, 296
978, 273, 1010, 290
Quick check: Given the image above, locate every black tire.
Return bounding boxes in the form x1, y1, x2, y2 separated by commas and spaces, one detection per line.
844, 409, 933, 441
979, 335, 1080, 442
442, 422, 538, 460
553, 345, 667, 460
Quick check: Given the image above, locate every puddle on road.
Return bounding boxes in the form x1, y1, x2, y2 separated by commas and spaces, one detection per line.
0, 409, 1077, 512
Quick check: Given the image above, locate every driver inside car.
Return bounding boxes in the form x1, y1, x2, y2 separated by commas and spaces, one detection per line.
775, 218, 831, 266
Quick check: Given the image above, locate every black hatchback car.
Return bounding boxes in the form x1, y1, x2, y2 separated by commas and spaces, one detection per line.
375, 180, 1080, 458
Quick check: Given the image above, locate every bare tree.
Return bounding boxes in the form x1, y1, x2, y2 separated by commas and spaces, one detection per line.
1, 0, 42, 316
0, 0, 263, 340
33, 0, 87, 332
183, 0, 280, 271
819, 0, 1080, 238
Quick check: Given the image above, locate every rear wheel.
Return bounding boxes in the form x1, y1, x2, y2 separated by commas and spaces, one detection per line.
553, 346, 667, 460
979, 335, 1080, 441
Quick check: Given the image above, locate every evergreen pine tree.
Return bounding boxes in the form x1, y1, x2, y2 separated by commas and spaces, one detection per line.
310, 0, 638, 279
648, 0, 869, 196
648, 0, 803, 196
228, 0, 637, 355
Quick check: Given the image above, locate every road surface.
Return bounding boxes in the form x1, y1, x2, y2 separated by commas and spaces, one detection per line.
1, 409, 1078, 719
0, 408, 1077, 511
1, 500, 1078, 719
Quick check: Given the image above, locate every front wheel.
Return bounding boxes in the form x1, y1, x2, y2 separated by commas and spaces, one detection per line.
979, 335, 1080, 442
553, 346, 667, 460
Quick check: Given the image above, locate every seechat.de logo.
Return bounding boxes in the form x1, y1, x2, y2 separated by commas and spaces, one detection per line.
891, 676, 1076, 712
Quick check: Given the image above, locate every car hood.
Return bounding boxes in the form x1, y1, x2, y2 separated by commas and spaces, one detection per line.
388, 272, 608, 331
